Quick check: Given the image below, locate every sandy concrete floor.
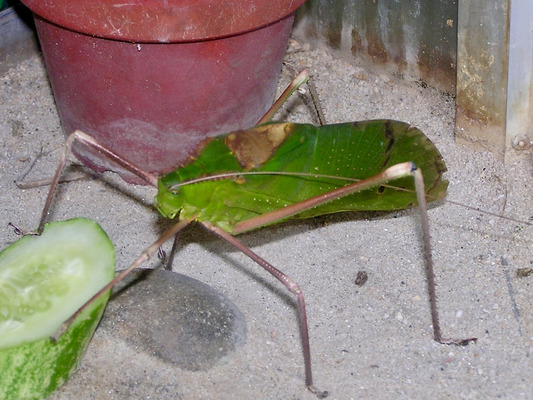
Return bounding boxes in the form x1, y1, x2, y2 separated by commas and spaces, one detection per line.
1, 40, 532, 399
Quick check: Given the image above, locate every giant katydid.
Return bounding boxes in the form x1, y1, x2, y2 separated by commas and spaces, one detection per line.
9, 70, 496, 398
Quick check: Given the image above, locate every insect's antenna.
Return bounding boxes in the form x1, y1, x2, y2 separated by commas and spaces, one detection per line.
171, 171, 533, 227
168, 170, 354, 189
433, 198, 532, 227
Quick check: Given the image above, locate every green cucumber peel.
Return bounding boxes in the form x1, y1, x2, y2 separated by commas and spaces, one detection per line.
0, 218, 115, 400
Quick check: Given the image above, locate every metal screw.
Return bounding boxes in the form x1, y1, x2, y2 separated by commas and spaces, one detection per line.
512, 134, 532, 151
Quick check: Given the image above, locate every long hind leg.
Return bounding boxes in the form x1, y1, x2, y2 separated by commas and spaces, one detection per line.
201, 221, 329, 399
258, 69, 326, 126
199, 162, 477, 398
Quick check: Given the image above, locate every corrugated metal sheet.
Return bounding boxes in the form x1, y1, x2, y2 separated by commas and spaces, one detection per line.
295, 0, 532, 159
506, 0, 533, 154
455, 0, 509, 157
295, 0, 458, 92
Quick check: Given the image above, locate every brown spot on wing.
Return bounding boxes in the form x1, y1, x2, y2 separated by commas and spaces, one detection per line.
180, 137, 213, 167
383, 120, 396, 153
225, 123, 294, 169
379, 121, 396, 170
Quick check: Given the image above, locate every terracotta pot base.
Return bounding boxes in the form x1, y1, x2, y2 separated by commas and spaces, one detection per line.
23, 0, 305, 183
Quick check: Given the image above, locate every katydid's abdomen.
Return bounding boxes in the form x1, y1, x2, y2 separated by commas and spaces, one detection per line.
155, 120, 448, 232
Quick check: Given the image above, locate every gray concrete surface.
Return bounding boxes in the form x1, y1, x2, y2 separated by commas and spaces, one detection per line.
1, 42, 532, 400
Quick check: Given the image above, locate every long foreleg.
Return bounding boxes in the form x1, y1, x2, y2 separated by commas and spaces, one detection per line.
52, 217, 192, 341
36, 130, 159, 234
201, 221, 329, 399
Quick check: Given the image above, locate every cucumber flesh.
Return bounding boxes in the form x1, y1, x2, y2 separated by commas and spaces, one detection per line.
0, 218, 115, 400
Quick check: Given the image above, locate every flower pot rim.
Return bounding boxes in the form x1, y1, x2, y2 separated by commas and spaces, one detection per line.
21, 0, 306, 43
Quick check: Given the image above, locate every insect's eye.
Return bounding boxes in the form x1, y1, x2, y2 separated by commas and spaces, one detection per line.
377, 185, 386, 194
167, 184, 181, 194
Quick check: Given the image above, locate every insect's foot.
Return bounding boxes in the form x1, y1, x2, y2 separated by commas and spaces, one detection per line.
308, 384, 329, 399
439, 337, 478, 346
157, 246, 167, 264
7, 222, 38, 237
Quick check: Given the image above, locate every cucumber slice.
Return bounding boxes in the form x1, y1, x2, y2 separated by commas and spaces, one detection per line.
0, 218, 115, 400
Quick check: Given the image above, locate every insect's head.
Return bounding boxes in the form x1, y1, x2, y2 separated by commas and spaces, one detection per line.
153, 179, 185, 219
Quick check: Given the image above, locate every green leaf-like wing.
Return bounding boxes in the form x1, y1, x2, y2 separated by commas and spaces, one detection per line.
155, 120, 447, 232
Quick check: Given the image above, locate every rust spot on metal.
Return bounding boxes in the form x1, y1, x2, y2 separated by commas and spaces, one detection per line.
366, 33, 388, 64
326, 22, 341, 49
351, 28, 363, 56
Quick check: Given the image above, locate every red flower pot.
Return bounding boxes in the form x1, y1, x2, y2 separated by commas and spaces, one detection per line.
21, 0, 306, 183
